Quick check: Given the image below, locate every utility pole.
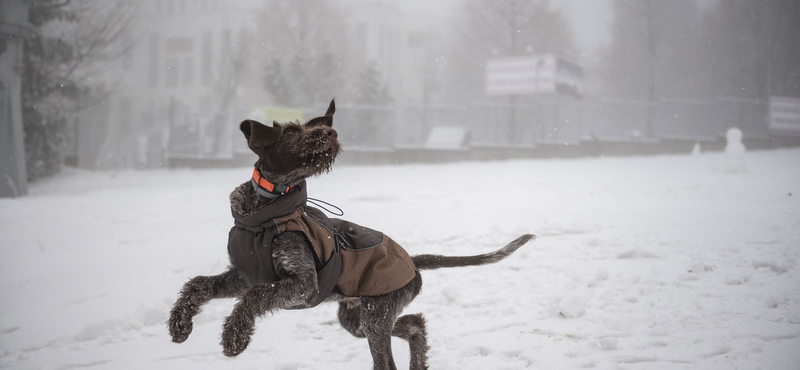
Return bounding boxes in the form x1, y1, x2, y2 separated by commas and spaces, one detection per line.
508, 0, 518, 144
0, 0, 31, 197
644, 0, 657, 139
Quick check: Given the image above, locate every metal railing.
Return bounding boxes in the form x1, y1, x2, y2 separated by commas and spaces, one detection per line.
68, 95, 771, 168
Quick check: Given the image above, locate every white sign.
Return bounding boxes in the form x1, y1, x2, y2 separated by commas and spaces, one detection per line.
485, 55, 556, 95
769, 96, 800, 135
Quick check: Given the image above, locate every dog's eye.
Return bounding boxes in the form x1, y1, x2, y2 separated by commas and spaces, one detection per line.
283, 127, 301, 135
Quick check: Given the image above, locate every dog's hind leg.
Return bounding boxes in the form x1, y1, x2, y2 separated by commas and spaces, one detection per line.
337, 300, 365, 338
221, 232, 318, 357
338, 298, 428, 370
392, 314, 429, 370
168, 267, 247, 343
390, 271, 428, 370
353, 271, 423, 370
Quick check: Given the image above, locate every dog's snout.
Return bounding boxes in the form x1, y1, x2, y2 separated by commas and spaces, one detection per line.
324, 128, 338, 140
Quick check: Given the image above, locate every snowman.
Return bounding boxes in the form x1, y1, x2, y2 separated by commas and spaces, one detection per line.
724, 127, 746, 173
691, 142, 701, 156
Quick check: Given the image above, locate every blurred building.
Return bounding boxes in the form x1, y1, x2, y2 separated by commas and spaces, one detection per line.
342, 0, 444, 104
74, 0, 448, 168
338, 0, 448, 146
75, 0, 264, 169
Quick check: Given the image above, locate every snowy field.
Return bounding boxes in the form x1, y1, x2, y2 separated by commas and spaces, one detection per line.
1, 149, 799, 370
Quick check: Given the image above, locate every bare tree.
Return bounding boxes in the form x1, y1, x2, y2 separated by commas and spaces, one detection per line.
598, 0, 700, 137
447, 0, 576, 142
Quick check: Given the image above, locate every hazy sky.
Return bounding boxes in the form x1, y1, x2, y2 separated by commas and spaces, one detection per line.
396, 0, 613, 53
554, 0, 612, 52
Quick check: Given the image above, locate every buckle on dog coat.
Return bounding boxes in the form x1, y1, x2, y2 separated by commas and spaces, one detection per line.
252, 168, 292, 199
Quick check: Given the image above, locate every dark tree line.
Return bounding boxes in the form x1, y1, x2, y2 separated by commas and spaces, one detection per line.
22, 0, 82, 181
600, 0, 800, 102
702, 0, 800, 100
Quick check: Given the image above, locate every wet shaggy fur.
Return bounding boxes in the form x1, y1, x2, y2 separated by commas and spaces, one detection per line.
167, 100, 535, 370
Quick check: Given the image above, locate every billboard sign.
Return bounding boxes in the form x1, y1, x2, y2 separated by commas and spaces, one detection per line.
555, 57, 584, 98
769, 96, 800, 136
486, 55, 555, 95
485, 54, 583, 98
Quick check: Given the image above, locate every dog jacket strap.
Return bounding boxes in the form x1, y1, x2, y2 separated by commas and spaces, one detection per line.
227, 223, 280, 286
309, 248, 342, 307
307, 227, 350, 306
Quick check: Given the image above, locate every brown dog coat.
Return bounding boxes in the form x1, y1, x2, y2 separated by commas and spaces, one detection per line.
227, 182, 416, 302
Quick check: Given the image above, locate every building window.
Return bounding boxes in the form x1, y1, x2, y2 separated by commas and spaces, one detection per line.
165, 38, 193, 53
165, 58, 179, 87
219, 29, 231, 72
202, 31, 212, 84
221, 29, 231, 55
408, 31, 428, 48
148, 35, 159, 88
123, 44, 132, 71
118, 97, 133, 133
163, 37, 194, 87
357, 23, 367, 58
183, 58, 194, 86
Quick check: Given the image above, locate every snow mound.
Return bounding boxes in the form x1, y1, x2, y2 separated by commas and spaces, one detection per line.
599, 338, 618, 350
753, 259, 790, 273
557, 297, 587, 318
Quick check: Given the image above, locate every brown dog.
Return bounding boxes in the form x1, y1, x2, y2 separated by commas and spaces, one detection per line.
167, 99, 535, 370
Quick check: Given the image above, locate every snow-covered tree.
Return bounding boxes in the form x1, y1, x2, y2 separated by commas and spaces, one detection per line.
22, 0, 135, 180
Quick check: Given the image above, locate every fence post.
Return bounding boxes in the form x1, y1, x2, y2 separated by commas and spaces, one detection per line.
165, 97, 177, 168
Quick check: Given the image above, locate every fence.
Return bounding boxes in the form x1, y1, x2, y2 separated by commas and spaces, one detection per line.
304, 96, 770, 148
70, 95, 775, 169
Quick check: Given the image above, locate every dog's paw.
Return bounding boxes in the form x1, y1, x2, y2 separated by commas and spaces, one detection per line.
167, 306, 196, 343
221, 312, 255, 357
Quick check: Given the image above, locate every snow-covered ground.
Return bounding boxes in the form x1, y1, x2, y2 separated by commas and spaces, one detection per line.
1, 149, 799, 369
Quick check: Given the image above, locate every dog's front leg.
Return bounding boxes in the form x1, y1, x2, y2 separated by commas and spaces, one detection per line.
168, 267, 247, 343
221, 232, 318, 357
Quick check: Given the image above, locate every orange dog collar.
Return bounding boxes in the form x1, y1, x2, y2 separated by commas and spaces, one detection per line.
252, 168, 292, 198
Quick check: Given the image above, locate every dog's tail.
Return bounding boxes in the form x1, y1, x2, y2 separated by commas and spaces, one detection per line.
411, 234, 536, 270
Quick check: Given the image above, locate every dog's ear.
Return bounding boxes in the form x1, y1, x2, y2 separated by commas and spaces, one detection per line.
240, 119, 283, 150
324, 99, 335, 116
305, 99, 336, 128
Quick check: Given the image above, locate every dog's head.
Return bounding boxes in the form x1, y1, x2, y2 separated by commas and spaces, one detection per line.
240, 99, 341, 186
